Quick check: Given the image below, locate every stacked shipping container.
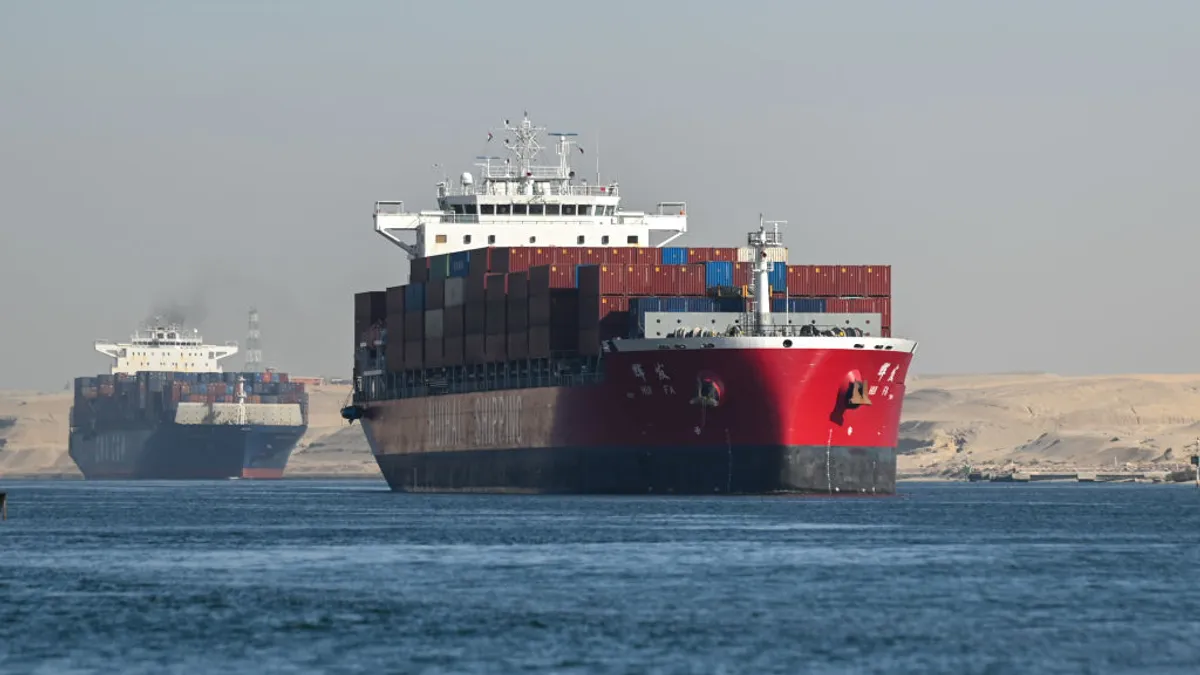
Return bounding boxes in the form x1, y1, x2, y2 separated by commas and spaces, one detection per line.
71, 371, 309, 431
364, 246, 896, 373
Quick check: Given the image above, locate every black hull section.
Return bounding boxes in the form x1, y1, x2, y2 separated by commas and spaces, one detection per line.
374, 445, 897, 495
69, 423, 307, 480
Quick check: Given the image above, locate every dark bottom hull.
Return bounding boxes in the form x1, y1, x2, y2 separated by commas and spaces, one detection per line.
375, 444, 897, 495
68, 423, 307, 480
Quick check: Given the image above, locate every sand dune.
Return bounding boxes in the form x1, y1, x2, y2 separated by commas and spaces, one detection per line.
5, 374, 1200, 480
897, 374, 1200, 478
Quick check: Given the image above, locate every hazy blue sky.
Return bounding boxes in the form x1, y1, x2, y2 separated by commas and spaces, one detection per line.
2, 0, 1198, 389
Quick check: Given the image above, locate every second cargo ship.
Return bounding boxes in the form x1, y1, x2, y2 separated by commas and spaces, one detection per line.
346, 114, 917, 494
69, 321, 310, 480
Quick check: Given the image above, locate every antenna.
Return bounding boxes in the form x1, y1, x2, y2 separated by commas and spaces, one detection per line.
596, 129, 601, 184
245, 307, 263, 372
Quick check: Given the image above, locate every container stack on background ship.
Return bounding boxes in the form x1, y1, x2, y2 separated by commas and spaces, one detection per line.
354, 245, 891, 377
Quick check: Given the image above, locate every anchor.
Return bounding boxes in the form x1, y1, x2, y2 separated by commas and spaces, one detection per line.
845, 380, 872, 408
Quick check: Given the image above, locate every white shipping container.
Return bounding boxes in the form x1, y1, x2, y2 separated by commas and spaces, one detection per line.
443, 277, 466, 308
737, 246, 789, 263
425, 309, 445, 338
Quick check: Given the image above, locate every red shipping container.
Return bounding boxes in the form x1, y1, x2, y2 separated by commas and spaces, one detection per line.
688, 247, 737, 262
825, 297, 891, 330
881, 327, 892, 338
832, 265, 865, 296
580, 248, 608, 264
634, 248, 662, 265
553, 247, 584, 266
646, 265, 681, 296
786, 265, 811, 296
526, 248, 553, 267
485, 333, 507, 362
863, 266, 891, 297
733, 263, 751, 288
674, 265, 706, 296
597, 265, 627, 295
507, 248, 533, 273
607, 248, 636, 265
805, 266, 838, 296
547, 264, 576, 289
623, 265, 653, 295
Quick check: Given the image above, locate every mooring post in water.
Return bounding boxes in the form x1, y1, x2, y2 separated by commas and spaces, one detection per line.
0, 492, 6, 521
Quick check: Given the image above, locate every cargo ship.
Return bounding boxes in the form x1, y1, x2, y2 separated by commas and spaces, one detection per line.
345, 114, 917, 494
68, 321, 309, 480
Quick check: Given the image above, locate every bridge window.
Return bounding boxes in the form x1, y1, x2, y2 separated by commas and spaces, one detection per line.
435, 234, 447, 243
529, 204, 544, 215
562, 204, 576, 216
488, 235, 496, 244
546, 204, 560, 216
451, 204, 464, 214
577, 235, 585, 244
463, 235, 472, 244
606, 205, 616, 216
513, 204, 528, 215
480, 204, 495, 215
464, 204, 478, 215
602, 235, 610, 245
627, 235, 639, 244
496, 204, 511, 215
578, 205, 591, 216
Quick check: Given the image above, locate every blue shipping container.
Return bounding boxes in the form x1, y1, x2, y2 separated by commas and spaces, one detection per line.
628, 297, 686, 337
769, 262, 787, 291
684, 297, 717, 312
715, 297, 745, 312
770, 298, 828, 313
404, 283, 425, 312
662, 247, 689, 265
448, 251, 471, 277
704, 261, 734, 289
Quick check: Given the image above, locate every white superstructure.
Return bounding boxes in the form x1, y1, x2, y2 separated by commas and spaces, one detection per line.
95, 321, 239, 375
373, 113, 689, 258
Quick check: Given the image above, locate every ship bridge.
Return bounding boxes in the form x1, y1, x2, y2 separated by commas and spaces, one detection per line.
374, 114, 687, 258
95, 321, 239, 375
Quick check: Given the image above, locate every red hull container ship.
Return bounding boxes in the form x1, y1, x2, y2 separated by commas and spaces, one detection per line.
343, 114, 917, 495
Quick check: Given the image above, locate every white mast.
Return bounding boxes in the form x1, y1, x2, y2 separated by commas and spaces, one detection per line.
748, 216, 786, 334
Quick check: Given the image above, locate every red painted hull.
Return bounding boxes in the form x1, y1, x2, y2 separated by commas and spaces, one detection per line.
361, 337, 915, 494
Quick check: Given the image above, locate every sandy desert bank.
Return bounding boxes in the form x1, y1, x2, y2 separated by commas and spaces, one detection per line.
4, 374, 1200, 479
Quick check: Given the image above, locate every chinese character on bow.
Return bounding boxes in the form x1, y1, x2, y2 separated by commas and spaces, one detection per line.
632, 364, 646, 382
655, 363, 670, 381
